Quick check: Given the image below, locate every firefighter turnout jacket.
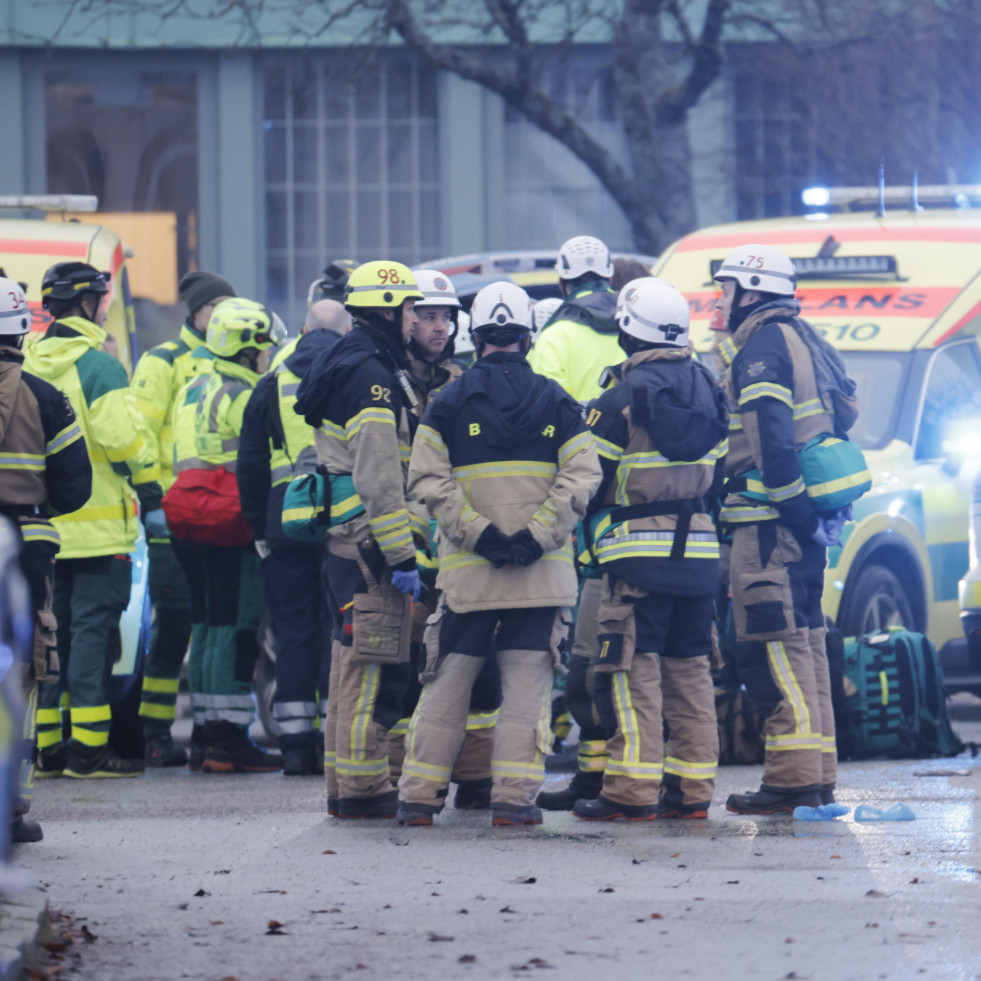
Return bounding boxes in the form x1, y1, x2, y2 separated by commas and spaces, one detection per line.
296, 324, 420, 571
407, 351, 602, 612
720, 298, 835, 534
23, 317, 162, 558
585, 345, 728, 595
0, 346, 91, 547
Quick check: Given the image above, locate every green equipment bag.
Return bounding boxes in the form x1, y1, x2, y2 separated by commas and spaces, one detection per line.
837, 628, 964, 760
798, 435, 872, 512
281, 470, 363, 542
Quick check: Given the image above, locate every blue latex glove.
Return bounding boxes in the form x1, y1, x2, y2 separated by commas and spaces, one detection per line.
143, 507, 169, 539
392, 569, 422, 601
793, 803, 851, 821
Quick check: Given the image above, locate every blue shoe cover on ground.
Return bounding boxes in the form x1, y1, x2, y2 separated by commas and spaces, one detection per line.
853, 803, 915, 822
793, 803, 850, 821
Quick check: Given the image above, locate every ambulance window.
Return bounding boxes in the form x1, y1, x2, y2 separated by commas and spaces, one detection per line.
915, 344, 981, 460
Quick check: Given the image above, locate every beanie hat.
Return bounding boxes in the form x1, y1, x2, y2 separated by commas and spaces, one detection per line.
178, 271, 236, 316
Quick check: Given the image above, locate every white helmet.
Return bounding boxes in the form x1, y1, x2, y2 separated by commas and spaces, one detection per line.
713, 244, 797, 296
469, 281, 534, 343
0, 278, 31, 336
533, 296, 562, 331
412, 269, 461, 309
556, 235, 614, 281
616, 277, 690, 347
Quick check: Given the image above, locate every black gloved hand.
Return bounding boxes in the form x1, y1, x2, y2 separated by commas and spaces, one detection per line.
473, 524, 514, 568
506, 529, 544, 567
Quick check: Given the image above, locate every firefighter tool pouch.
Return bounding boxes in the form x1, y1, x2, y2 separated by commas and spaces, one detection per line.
351, 584, 411, 666
33, 609, 59, 684
593, 580, 640, 675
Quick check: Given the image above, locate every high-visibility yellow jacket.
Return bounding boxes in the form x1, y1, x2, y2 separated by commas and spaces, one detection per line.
23, 317, 162, 559
527, 284, 621, 402
173, 356, 261, 476
131, 323, 214, 490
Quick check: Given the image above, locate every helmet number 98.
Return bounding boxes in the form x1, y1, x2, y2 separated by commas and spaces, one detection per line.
377, 268, 402, 284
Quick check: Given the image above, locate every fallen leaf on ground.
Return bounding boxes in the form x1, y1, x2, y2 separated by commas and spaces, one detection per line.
458, 955, 476, 963
499, 905, 516, 914
866, 889, 887, 898
650, 913, 663, 919
599, 887, 614, 893
518, 876, 537, 884
80, 926, 97, 943
266, 920, 287, 935
194, 889, 211, 897
323, 849, 336, 855
427, 932, 454, 942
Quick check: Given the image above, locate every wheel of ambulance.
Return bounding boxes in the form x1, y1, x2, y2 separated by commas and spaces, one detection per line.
837, 563, 915, 638
253, 617, 282, 743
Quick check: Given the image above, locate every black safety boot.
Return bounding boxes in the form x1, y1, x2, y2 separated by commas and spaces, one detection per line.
656, 798, 710, 819
145, 733, 188, 768
396, 802, 440, 827
490, 803, 543, 827
202, 723, 282, 773
282, 745, 325, 776
336, 789, 398, 819
36, 744, 66, 779
11, 816, 43, 843
188, 723, 211, 772
537, 770, 602, 811
573, 794, 657, 822
64, 745, 144, 779
820, 783, 836, 805
454, 778, 492, 810
726, 785, 821, 815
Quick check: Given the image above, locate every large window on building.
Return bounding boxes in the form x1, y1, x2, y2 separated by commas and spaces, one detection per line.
502, 49, 632, 251
262, 51, 440, 329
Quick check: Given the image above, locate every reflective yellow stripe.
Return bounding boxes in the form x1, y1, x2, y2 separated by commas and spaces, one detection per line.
47, 421, 83, 454
36, 707, 63, 725
663, 757, 718, 779
388, 718, 410, 737
466, 710, 499, 731
558, 430, 594, 467
0, 452, 44, 470
346, 406, 397, 439
766, 640, 812, 734
879, 671, 889, 705
765, 733, 823, 751
335, 756, 389, 776
451, 460, 557, 481
491, 760, 544, 780
70, 705, 112, 723
739, 381, 793, 408
351, 664, 380, 757
415, 424, 446, 453
592, 434, 623, 462
766, 475, 807, 503
20, 524, 60, 545
605, 760, 663, 779
806, 468, 873, 501
402, 758, 452, 782
36, 728, 63, 748
139, 702, 176, 720
719, 504, 780, 523
54, 503, 136, 523
142, 676, 180, 695
71, 727, 110, 747
613, 671, 640, 766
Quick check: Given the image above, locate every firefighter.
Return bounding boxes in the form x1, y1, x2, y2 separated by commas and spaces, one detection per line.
389, 269, 501, 811
166, 298, 285, 773
237, 298, 351, 775
714, 244, 840, 814
0, 277, 91, 838
527, 235, 621, 402
396, 281, 601, 828
24, 262, 163, 779
294, 260, 425, 819
569, 278, 728, 821
131, 271, 235, 767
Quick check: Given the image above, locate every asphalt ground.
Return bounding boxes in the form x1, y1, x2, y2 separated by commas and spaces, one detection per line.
6, 694, 979, 981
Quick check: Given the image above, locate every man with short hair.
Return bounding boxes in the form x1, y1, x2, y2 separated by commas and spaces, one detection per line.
131, 270, 235, 767
528, 235, 620, 402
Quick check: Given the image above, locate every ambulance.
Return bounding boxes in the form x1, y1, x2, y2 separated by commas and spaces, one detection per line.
652, 186, 981, 694
0, 195, 148, 720
0, 195, 139, 370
